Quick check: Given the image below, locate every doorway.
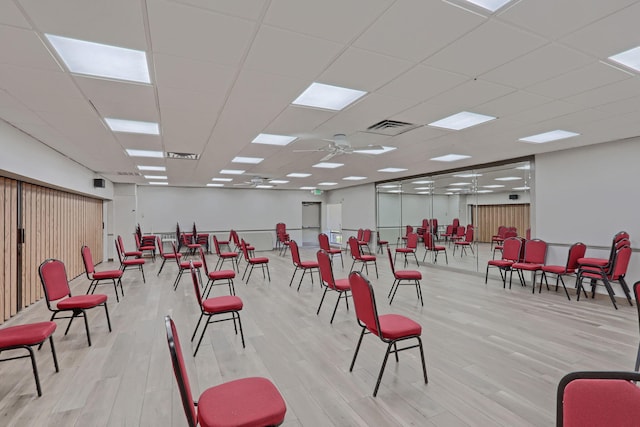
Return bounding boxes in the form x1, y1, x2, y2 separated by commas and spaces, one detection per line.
301, 202, 321, 246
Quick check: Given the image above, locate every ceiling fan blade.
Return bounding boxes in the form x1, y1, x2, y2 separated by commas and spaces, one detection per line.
293, 149, 325, 153
352, 145, 385, 152
320, 152, 338, 161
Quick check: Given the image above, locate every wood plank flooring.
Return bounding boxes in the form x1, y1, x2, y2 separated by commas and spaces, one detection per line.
0, 244, 637, 426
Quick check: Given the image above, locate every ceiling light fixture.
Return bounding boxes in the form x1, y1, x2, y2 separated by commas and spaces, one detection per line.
211, 178, 233, 182
519, 130, 580, 143
430, 154, 471, 162
300, 186, 316, 190
428, 111, 496, 130
126, 149, 164, 158
220, 169, 245, 175
148, 182, 168, 186
287, 173, 311, 178
512, 186, 531, 190
207, 183, 224, 187
318, 182, 338, 186
292, 82, 367, 111
252, 133, 297, 146
495, 177, 521, 181
343, 176, 367, 181
454, 173, 482, 178
313, 162, 344, 169
143, 175, 167, 179
463, 0, 514, 13
413, 180, 434, 184
137, 165, 166, 171
269, 180, 289, 184
378, 167, 408, 173
353, 146, 397, 155
609, 46, 640, 73
232, 156, 264, 164
45, 34, 151, 83
106, 118, 159, 135
255, 185, 274, 189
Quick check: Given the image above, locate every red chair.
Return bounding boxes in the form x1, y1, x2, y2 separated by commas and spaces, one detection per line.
358, 228, 372, 254
348, 236, 378, 278
576, 243, 633, 310
440, 224, 454, 244
387, 248, 423, 306
188, 264, 244, 356
316, 249, 350, 324
81, 245, 124, 302
276, 223, 290, 256
181, 233, 201, 259
453, 226, 475, 257
394, 232, 419, 267
38, 259, 111, 347
117, 235, 142, 259
134, 233, 156, 260
215, 229, 231, 252
165, 316, 287, 426
634, 281, 640, 371
318, 232, 343, 268
422, 231, 448, 264
115, 237, 146, 283
493, 229, 518, 259
0, 321, 59, 396
577, 230, 628, 271
230, 229, 254, 257
539, 242, 587, 300
491, 226, 507, 246
396, 225, 413, 247
171, 242, 202, 291
511, 239, 547, 292
556, 371, 640, 427
156, 235, 181, 276
348, 271, 428, 397
196, 233, 210, 254
199, 246, 235, 297
485, 237, 523, 288
241, 239, 270, 283
288, 240, 319, 291
376, 230, 389, 254
212, 235, 238, 272
449, 225, 466, 245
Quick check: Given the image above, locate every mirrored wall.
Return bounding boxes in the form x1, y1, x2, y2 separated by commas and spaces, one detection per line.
376, 159, 533, 273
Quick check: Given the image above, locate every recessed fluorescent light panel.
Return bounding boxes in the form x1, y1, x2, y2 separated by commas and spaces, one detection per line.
318, 182, 338, 186
300, 186, 316, 190
292, 82, 367, 111
512, 186, 530, 190
207, 183, 224, 187
313, 162, 343, 169
144, 175, 167, 180
451, 182, 471, 186
106, 118, 159, 135
45, 34, 150, 83
269, 180, 289, 184
378, 168, 408, 173
354, 146, 397, 155
430, 154, 471, 162
483, 185, 505, 188
609, 46, 640, 73
417, 192, 430, 195
413, 180, 434, 184
220, 169, 245, 175
516, 165, 531, 170
137, 165, 166, 171
232, 156, 264, 164
255, 185, 274, 189
476, 190, 493, 193
252, 133, 297, 146
287, 173, 311, 178
519, 130, 580, 143
343, 176, 367, 181
464, 0, 514, 13
454, 173, 482, 178
495, 177, 521, 181
126, 149, 163, 158
428, 111, 496, 130
380, 185, 400, 189
388, 190, 403, 193
148, 182, 168, 186
212, 178, 233, 182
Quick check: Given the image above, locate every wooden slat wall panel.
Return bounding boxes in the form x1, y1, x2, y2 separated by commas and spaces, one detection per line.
17, 183, 103, 313
1, 178, 18, 322
475, 204, 530, 243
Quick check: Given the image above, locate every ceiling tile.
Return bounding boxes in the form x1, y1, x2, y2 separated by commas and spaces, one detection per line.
0, 26, 62, 70
477, 90, 552, 118
76, 76, 158, 121
168, 0, 268, 20
377, 65, 469, 102
0, 3, 30, 28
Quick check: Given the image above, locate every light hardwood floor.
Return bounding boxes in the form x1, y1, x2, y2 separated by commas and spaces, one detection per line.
0, 244, 637, 426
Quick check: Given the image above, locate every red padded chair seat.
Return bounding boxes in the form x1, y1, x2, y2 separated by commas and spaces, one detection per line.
0, 321, 57, 347
93, 270, 123, 279
331, 278, 351, 291
208, 270, 235, 280
326, 248, 341, 254
220, 252, 238, 258
396, 248, 414, 253
487, 260, 513, 268
360, 254, 376, 261
197, 377, 287, 427
433, 245, 446, 251
511, 262, 542, 271
164, 253, 181, 259
202, 295, 243, 313
541, 265, 572, 274
395, 270, 422, 280
123, 258, 145, 266
124, 250, 143, 257
578, 257, 608, 266
299, 260, 319, 269
563, 379, 640, 427
57, 294, 107, 310
179, 260, 203, 268
376, 314, 422, 340
378, 240, 389, 244
249, 257, 269, 264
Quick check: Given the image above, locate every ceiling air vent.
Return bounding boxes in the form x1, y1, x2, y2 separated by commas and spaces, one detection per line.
365, 119, 418, 136
166, 152, 200, 160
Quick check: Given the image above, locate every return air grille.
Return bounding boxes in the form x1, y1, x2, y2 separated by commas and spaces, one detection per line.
365, 119, 418, 136
166, 152, 200, 160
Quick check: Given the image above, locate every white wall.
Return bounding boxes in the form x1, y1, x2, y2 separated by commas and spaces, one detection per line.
326, 184, 375, 237
535, 137, 640, 285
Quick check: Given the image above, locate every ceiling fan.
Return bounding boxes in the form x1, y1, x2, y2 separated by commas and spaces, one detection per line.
233, 176, 271, 187
293, 133, 385, 161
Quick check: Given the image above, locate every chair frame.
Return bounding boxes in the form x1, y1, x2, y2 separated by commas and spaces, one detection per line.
199, 246, 235, 297
511, 238, 547, 292
319, 232, 344, 268
156, 235, 181, 276
38, 259, 112, 347
171, 242, 202, 291
348, 236, 378, 278
387, 248, 423, 306
241, 239, 271, 283
0, 322, 59, 396
288, 240, 319, 291
81, 245, 124, 302
576, 244, 633, 310
635, 281, 640, 371
422, 231, 448, 264
212, 235, 238, 272
394, 232, 419, 268
348, 271, 428, 397
115, 237, 146, 283
539, 242, 586, 300
316, 249, 350, 324
485, 237, 523, 288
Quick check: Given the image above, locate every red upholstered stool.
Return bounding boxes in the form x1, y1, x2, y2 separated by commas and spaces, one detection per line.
0, 321, 59, 396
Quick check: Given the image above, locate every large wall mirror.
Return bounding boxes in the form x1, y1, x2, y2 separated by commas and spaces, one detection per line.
376, 158, 532, 273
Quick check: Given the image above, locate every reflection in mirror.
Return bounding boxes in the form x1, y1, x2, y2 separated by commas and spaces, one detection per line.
376, 159, 532, 273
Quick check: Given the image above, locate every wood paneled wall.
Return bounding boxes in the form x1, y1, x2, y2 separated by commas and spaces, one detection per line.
0, 178, 103, 323
1, 178, 19, 322
474, 204, 530, 243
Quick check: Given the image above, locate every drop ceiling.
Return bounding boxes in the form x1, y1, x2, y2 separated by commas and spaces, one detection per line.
1, 0, 640, 191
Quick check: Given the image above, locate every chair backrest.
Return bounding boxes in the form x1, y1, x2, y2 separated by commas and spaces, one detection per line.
463, 227, 474, 243
38, 259, 72, 303
190, 263, 204, 309
565, 242, 587, 272
348, 236, 362, 260
422, 219, 429, 230
212, 235, 222, 255
317, 249, 336, 289
502, 237, 523, 262
198, 246, 210, 277
424, 232, 435, 250
452, 218, 460, 228
230, 230, 240, 246
557, 371, 640, 427
318, 233, 330, 251
405, 232, 419, 249
522, 239, 547, 264
406, 225, 413, 235
117, 235, 127, 254
430, 218, 438, 233
635, 281, 640, 335
165, 316, 198, 427
607, 231, 631, 266
495, 226, 506, 238
610, 245, 632, 280
349, 271, 381, 336
504, 230, 518, 239
357, 228, 364, 241
386, 247, 397, 277
114, 238, 125, 263
289, 240, 302, 266
156, 236, 166, 257
81, 245, 95, 276
240, 239, 251, 261
363, 229, 371, 243
444, 225, 453, 236
134, 233, 141, 248
181, 233, 192, 246
172, 242, 182, 266
456, 226, 465, 237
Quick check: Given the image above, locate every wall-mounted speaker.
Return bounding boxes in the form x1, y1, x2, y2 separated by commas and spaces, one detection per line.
509, 194, 519, 200
93, 178, 105, 188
